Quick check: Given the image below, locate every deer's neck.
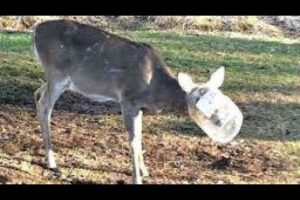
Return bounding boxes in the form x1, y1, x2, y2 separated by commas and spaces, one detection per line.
149, 67, 188, 114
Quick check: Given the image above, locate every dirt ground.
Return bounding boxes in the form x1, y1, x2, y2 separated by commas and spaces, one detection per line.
0, 91, 299, 184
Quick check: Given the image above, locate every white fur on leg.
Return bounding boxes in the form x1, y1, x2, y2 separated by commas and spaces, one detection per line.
131, 138, 142, 184
130, 110, 144, 184
132, 111, 149, 178
140, 162, 149, 177
139, 151, 149, 177
133, 169, 142, 184
47, 150, 57, 169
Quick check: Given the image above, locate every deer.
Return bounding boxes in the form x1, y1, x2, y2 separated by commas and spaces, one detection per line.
33, 19, 243, 184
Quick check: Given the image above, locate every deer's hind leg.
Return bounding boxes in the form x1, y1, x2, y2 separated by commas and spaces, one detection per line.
35, 77, 69, 169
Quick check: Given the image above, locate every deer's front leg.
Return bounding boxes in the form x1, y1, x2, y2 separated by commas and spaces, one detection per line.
121, 103, 148, 184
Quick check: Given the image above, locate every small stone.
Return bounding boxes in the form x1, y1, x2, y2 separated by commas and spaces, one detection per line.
33, 128, 41, 133
65, 127, 72, 134
0, 175, 10, 184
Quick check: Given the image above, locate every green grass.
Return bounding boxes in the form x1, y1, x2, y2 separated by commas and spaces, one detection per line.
0, 30, 299, 183
0, 32, 32, 53
125, 31, 300, 83
0, 30, 299, 136
1, 31, 299, 88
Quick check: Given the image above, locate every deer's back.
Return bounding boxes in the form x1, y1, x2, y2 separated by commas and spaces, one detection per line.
34, 20, 166, 103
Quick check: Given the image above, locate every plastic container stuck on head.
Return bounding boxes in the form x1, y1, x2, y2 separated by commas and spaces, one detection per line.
190, 89, 243, 144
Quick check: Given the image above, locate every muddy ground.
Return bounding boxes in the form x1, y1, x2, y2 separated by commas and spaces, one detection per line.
0, 91, 299, 184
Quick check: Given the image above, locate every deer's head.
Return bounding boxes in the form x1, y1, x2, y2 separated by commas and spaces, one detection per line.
178, 67, 243, 144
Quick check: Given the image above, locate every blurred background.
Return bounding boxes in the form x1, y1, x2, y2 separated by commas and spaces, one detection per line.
1, 16, 300, 37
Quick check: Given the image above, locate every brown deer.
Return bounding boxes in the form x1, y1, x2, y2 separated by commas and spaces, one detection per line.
33, 20, 243, 184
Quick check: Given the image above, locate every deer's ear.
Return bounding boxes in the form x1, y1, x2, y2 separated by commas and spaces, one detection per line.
178, 72, 196, 93
205, 67, 225, 88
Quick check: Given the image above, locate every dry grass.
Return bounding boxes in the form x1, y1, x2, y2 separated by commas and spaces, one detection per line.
0, 16, 287, 37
